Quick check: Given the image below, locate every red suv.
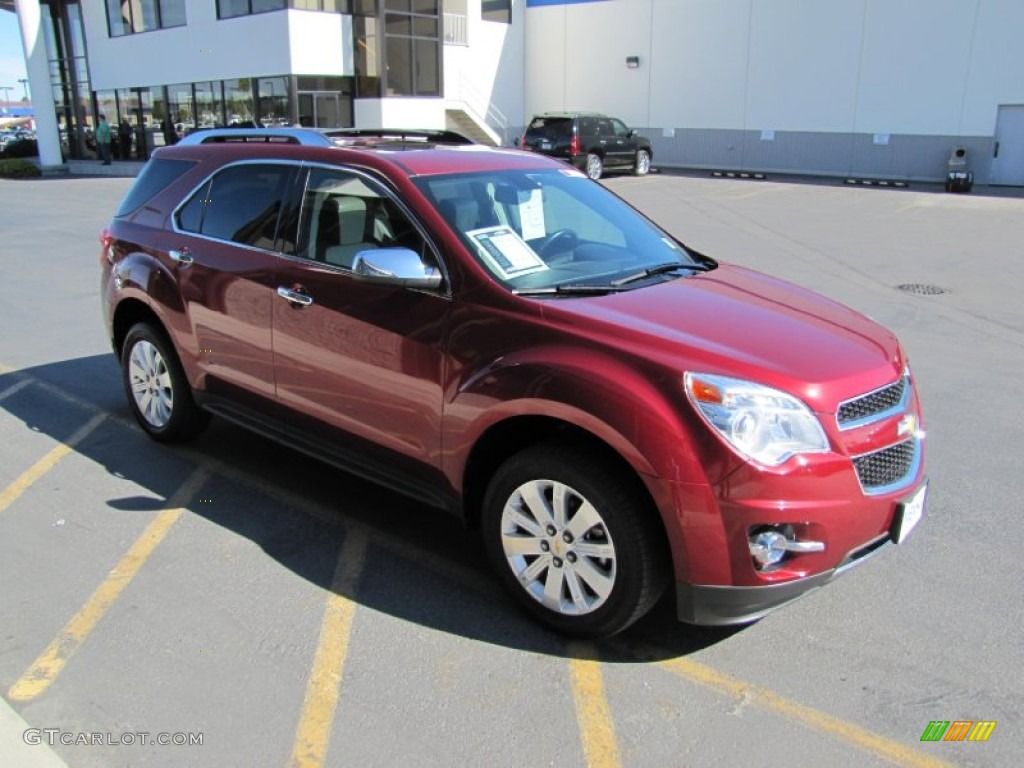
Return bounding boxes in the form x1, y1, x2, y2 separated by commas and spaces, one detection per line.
100, 128, 926, 637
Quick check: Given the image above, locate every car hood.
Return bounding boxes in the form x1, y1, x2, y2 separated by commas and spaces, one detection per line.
542, 264, 902, 411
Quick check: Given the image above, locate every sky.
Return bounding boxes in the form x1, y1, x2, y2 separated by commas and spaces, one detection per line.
0, 10, 29, 102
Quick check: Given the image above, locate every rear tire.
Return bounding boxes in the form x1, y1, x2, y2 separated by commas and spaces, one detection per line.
482, 443, 668, 637
634, 149, 651, 176
585, 153, 604, 181
121, 322, 209, 443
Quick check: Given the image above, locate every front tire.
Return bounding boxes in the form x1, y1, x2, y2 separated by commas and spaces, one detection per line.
121, 322, 209, 443
585, 153, 604, 181
482, 444, 668, 637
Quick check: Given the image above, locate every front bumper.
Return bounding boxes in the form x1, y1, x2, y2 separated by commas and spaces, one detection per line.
676, 531, 893, 625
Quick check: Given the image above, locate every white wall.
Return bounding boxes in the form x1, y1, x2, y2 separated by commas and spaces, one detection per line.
444, 0, 525, 139
354, 98, 446, 129
82, 4, 351, 91
526, 0, 1024, 138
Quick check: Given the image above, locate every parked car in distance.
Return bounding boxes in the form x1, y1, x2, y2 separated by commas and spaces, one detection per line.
100, 128, 926, 637
519, 112, 653, 180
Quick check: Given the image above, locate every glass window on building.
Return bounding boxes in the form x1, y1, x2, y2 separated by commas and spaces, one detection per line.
481, 0, 510, 24
257, 77, 290, 126
167, 82, 194, 137
106, 0, 186, 36
354, 14, 381, 97
159, 0, 188, 28
194, 81, 225, 130
382, 0, 440, 96
218, 0, 286, 17
224, 79, 256, 126
293, 1, 350, 11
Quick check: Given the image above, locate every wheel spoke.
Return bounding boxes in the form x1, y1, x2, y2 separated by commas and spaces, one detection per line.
573, 556, 614, 600
566, 499, 603, 541
551, 483, 568, 529
572, 540, 615, 560
519, 482, 555, 528
541, 564, 565, 611
564, 568, 590, 612
505, 506, 543, 538
502, 533, 546, 558
517, 554, 550, 585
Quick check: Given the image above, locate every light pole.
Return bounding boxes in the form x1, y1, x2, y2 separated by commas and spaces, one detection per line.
18, 79, 29, 101
0, 86, 13, 104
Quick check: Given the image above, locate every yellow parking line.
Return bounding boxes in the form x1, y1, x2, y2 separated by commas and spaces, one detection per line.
0, 412, 107, 514
0, 377, 32, 402
567, 642, 622, 768
289, 528, 368, 768
7, 467, 209, 702
656, 655, 955, 768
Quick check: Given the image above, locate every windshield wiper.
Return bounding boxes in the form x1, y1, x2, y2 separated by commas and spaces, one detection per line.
512, 283, 631, 296
610, 261, 711, 287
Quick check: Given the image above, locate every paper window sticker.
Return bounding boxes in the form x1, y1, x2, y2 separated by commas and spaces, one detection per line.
519, 189, 546, 241
467, 226, 549, 280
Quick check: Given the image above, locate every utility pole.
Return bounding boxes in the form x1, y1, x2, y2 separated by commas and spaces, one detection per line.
18, 79, 29, 101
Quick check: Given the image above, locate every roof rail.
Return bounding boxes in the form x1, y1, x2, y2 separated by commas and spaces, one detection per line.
177, 128, 334, 147
320, 128, 475, 145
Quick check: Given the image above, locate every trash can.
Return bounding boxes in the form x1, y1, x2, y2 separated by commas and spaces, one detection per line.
945, 147, 973, 193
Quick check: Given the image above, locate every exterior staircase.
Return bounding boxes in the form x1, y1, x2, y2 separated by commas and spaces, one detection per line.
445, 107, 503, 146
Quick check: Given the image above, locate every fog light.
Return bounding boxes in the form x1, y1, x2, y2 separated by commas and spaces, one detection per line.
749, 531, 788, 566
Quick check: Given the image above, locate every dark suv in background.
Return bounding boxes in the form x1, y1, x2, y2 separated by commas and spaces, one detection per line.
520, 112, 653, 180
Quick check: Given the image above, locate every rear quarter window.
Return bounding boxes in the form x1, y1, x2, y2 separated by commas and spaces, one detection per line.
115, 158, 197, 217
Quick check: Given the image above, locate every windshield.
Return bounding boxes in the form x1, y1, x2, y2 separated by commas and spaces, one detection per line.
414, 168, 710, 293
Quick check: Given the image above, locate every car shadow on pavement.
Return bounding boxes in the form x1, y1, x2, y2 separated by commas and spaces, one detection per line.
1, 354, 746, 663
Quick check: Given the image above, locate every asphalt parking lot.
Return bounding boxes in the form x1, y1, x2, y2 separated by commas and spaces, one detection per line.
1, 170, 1021, 768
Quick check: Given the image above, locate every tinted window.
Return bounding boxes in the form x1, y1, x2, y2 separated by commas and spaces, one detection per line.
116, 158, 196, 217
176, 179, 209, 232
188, 164, 296, 249
525, 117, 571, 141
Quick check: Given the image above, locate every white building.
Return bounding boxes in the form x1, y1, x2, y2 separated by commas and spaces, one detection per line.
7, 0, 1024, 185
6, 0, 523, 166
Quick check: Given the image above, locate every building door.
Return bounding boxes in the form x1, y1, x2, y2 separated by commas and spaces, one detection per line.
298, 91, 346, 128
991, 105, 1024, 186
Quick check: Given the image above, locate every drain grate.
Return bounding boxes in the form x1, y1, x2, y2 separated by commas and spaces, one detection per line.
897, 283, 948, 295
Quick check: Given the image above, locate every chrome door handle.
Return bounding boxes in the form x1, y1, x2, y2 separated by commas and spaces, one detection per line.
277, 286, 314, 307
169, 248, 193, 267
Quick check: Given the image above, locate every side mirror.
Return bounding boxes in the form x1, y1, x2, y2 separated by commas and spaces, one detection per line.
351, 248, 442, 290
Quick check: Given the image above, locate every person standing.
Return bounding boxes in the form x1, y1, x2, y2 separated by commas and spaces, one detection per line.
96, 114, 112, 165
118, 119, 133, 159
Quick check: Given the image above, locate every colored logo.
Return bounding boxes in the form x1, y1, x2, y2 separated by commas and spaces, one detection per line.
920, 720, 996, 742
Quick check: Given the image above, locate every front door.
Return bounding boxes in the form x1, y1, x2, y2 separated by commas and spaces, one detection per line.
271, 167, 450, 480
991, 105, 1024, 186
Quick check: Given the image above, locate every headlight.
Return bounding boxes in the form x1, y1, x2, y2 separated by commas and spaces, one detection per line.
684, 372, 829, 466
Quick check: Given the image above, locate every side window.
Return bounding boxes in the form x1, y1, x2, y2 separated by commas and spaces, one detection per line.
176, 178, 210, 233
595, 119, 614, 138
297, 167, 431, 269
611, 119, 631, 138
180, 164, 296, 249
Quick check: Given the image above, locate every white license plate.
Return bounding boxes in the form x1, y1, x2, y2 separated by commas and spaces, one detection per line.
893, 483, 927, 544
540, 140, 552, 150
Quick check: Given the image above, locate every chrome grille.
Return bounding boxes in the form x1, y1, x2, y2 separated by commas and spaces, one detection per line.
838, 378, 906, 427
853, 439, 916, 490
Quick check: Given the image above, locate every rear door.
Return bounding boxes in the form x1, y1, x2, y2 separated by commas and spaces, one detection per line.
169, 161, 299, 402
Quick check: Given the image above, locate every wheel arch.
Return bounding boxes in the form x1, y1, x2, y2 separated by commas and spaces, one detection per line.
462, 415, 668, 551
